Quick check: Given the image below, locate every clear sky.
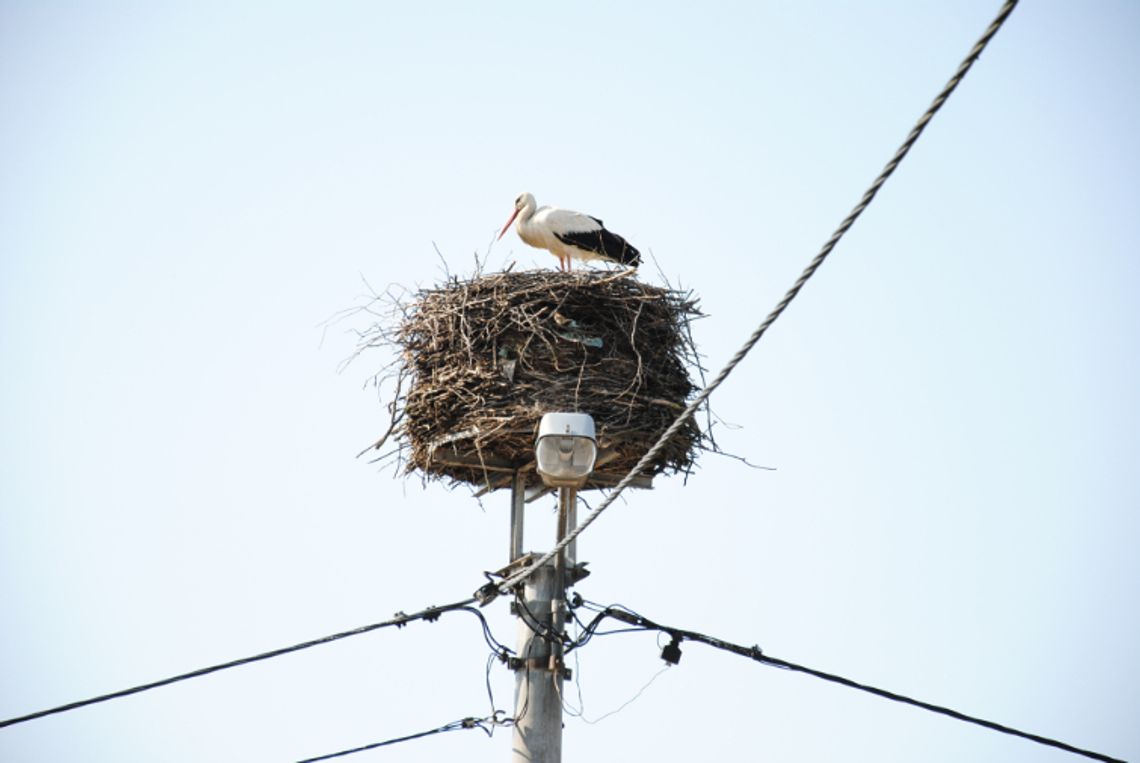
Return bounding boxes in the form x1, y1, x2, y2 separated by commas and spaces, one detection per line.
2, 1, 1137, 761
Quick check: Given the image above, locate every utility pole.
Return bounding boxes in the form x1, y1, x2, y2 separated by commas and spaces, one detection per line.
510, 484, 583, 763
510, 481, 577, 763
509, 413, 595, 763
510, 555, 564, 763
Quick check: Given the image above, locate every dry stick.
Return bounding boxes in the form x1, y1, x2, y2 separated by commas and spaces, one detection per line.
619, 301, 647, 416
490, 0, 1020, 600
356, 373, 406, 457
382, 271, 705, 486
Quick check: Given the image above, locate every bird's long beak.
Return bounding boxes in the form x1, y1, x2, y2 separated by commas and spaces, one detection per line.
498, 208, 520, 240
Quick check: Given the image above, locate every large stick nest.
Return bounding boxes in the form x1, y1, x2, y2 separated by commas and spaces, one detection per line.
360, 269, 707, 491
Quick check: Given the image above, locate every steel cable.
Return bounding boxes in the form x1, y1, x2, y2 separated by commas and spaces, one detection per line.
486, 0, 1021, 601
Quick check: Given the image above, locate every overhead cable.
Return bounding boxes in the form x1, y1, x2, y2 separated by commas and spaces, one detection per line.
0, 597, 489, 730
296, 712, 511, 762
483, 0, 1021, 604
594, 604, 1124, 763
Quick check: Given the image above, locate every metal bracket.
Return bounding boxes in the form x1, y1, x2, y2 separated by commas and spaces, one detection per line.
508, 655, 571, 677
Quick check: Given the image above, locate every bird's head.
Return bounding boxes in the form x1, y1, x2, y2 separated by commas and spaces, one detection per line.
498, 192, 536, 240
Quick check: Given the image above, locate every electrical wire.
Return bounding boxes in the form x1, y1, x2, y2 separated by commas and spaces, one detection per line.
301, 639, 515, 762
561, 623, 588, 718
484, 652, 500, 720
575, 666, 670, 725
591, 604, 1124, 763
565, 599, 650, 654
463, 605, 517, 658
512, 593, 568, 647
482, 0, 1021, 605
0, 597, 493, 730
558, 654, 670, 726
296, 712, 511, 763
514, 638, 533, 727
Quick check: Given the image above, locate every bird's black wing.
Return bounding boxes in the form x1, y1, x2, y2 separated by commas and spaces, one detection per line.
555, 225, 641, 267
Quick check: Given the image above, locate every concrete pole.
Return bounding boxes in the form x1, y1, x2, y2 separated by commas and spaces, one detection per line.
510, 559, 563, 763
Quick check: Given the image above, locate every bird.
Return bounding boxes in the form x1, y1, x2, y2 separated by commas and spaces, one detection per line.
497, 192, 641, 271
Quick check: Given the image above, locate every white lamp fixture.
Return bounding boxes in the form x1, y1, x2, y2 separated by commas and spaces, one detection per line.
535, 412, 597, 488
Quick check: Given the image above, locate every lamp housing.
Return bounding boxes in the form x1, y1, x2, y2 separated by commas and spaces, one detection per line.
535, 412, 597, 487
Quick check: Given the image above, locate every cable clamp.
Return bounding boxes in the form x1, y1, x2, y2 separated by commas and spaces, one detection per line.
474, 581, 502, 606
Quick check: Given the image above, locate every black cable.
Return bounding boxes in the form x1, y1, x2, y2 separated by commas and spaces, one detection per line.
513, 636, 535, 726
461, 605, 516, 657
593, 605, 1124, 763
566, 608, 604, 652
297, 713, 509, 762
0, 597, 480, 730
566, 601, 649, 653
585, 625, 652, 639
512, 594, 567, 647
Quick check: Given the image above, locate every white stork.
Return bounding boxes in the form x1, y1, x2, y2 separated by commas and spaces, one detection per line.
497, 192, 641, 271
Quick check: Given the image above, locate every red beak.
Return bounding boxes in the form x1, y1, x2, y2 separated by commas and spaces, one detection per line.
498, 208, 520, 240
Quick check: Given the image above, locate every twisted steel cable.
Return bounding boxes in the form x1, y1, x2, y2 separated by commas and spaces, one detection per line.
491, 0, 1020, 599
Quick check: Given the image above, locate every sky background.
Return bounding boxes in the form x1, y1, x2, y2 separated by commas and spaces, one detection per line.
2, 1, 1138, 761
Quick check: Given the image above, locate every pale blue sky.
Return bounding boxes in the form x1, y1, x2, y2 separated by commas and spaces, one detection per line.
2, 2, 1137, 761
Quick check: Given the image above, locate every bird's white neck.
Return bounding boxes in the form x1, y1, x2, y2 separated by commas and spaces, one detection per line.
516, 196, 537, 227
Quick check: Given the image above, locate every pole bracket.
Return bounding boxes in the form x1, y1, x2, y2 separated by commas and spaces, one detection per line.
507, 655, 570, 676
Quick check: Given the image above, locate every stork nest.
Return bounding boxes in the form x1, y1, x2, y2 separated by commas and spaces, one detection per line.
358, 268, 707, 491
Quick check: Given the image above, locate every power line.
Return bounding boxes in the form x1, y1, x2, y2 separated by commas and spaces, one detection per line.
589, 603, 1124, 763
565, 599, 650, 653
296, 712, 511, 763
0, 597, 495, 730
484, 0, 1021, 604
298, 626, 515, 762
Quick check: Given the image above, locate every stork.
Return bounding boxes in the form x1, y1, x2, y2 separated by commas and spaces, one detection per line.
498, 192, 641, 271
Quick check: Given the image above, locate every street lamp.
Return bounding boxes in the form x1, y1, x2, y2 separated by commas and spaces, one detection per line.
534, 411, 595, 600
535, 412, 597, 488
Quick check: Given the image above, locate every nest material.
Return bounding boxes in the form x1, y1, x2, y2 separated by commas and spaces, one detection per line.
371, 269, 705, 490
